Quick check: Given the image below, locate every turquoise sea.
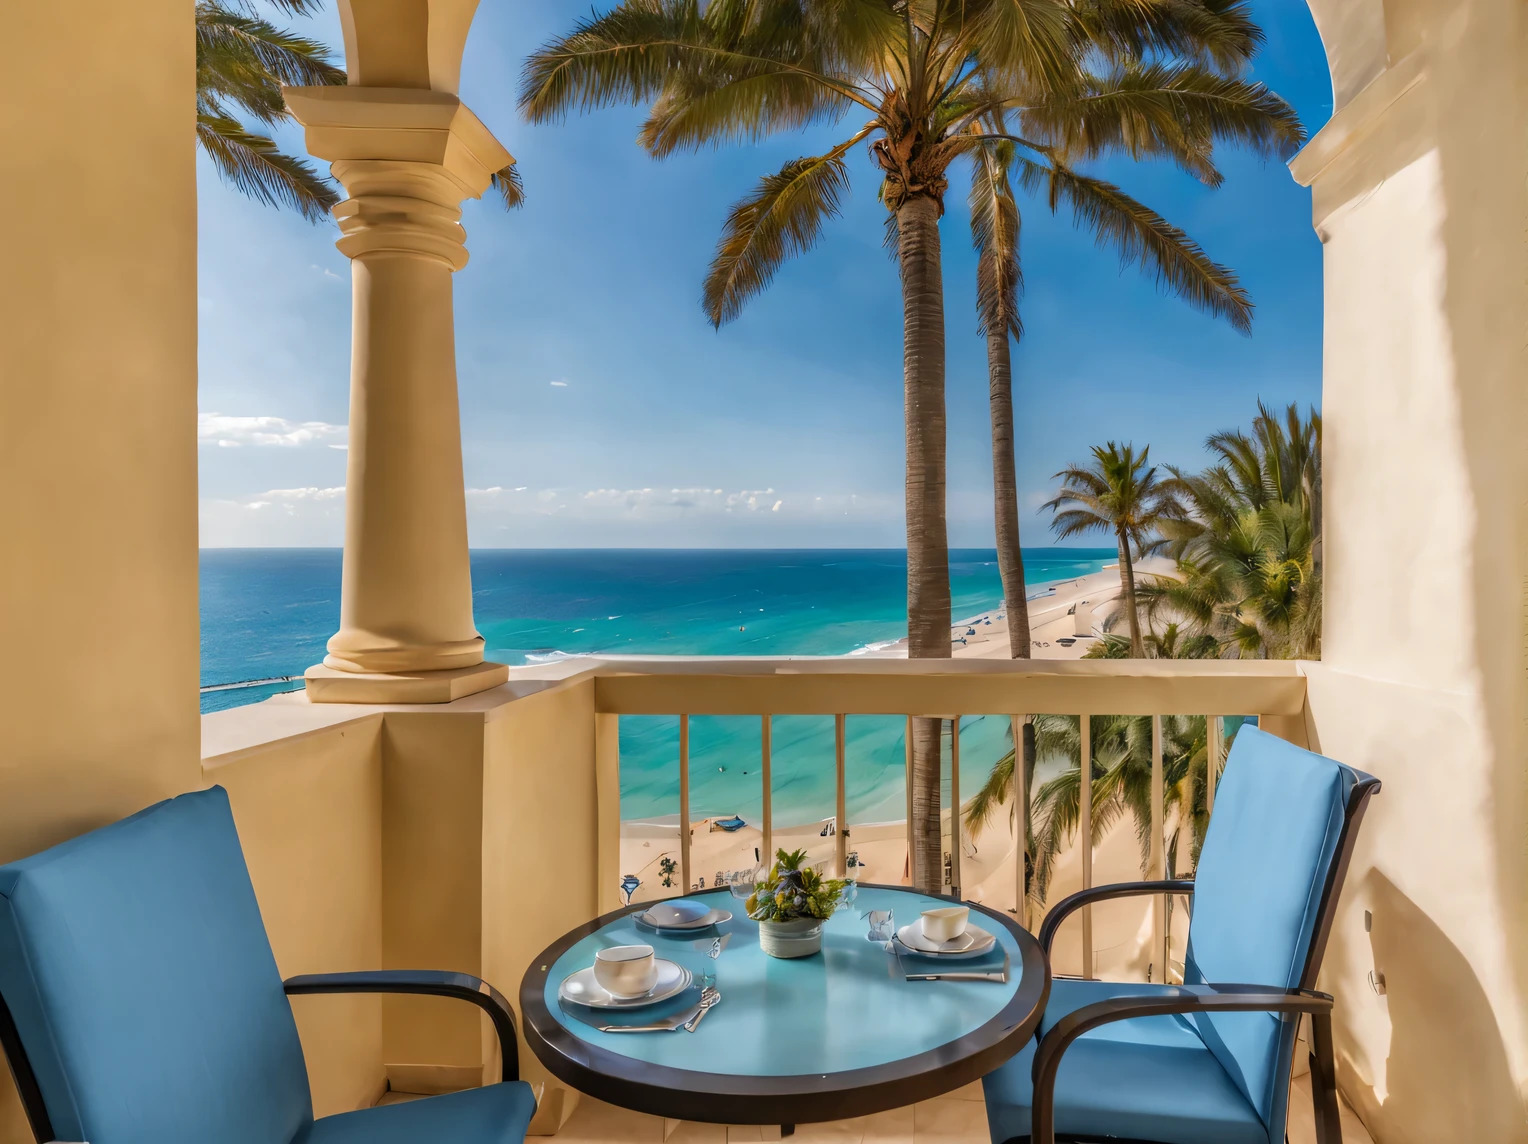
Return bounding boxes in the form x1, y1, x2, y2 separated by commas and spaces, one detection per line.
201, 548, 1114, 825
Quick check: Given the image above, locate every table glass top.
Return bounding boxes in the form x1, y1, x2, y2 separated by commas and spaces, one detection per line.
544, 886, 1026, 1077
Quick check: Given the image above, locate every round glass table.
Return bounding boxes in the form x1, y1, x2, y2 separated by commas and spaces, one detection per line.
518, 885, 1049, 1124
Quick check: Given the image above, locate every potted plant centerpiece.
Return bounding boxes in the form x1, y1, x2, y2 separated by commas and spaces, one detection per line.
747, 848, 847, 958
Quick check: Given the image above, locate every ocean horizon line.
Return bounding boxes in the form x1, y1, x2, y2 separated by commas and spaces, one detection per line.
198, 544, 1117, 553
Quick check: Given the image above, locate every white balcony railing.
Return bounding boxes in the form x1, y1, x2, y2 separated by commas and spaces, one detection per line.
581, 656, 1308, 981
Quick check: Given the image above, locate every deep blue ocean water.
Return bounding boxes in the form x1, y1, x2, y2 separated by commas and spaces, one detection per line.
201, 548, 1114, 825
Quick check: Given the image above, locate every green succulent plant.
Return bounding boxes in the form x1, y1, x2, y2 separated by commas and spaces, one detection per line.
746, 848, 846, 923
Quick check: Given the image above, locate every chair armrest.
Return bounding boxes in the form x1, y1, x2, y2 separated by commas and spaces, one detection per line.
1030, 983, 1334, 1144
1037, 881, 1196, 956
284, 971, 519, 1083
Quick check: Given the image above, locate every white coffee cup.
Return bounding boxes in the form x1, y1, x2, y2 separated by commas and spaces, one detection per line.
593, 944, 658, 998
921, 906, 970, 943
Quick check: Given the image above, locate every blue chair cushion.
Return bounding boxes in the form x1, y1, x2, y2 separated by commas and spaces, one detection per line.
0, 787, 312, 1144
298, 1082, 538, 1143
1185, 727, 1353, 1129
982, 1021, 1267, 1144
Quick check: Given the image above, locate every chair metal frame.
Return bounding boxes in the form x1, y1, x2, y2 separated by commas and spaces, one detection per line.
1022, 767, 1381, 1144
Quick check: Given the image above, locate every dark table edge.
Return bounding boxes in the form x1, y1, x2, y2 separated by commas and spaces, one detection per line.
517, 885, 1051, 1124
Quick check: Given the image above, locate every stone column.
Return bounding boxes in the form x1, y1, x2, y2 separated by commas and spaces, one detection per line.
285, 87, 510, 703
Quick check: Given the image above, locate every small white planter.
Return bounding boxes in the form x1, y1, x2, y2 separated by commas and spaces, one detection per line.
758, 917, 823, 958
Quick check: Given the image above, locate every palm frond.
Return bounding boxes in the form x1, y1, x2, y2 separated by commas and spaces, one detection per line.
520, 0, 707, 121
964, 0, 1079, 93
197, 112, 338, 222
1023, 62, 1306, 180
1014, 154, 1252, 332
968, 140, 1023, 340
702, 145, 857, 326
639, 72, 854, 156
520, 0, 877, 124
489, 163, 525, 210
1069, 0, 1262, 74
197, 1, 344, 127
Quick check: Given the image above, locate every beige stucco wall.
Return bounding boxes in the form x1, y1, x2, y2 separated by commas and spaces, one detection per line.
0, 0, 201, 1135
206, 715, 387, 1115
1294, 1, 1528, 1139
0, 3, 200, 858
481, 680, 600, 1122
193, 679, 602, 1124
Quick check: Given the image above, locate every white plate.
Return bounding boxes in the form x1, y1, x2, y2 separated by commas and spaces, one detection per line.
895, 922, 997, 958
634, 907, 733, 931
558, 959, 693, 1009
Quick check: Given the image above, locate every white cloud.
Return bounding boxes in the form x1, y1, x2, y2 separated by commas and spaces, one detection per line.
549, 380, 569, 387
199, 412, 348, 449
201, 483, 897, 546
458, 486, 890, 525
199, 486, 347, 546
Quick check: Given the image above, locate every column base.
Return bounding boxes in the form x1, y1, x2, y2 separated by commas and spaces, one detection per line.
304, 660, 509, 704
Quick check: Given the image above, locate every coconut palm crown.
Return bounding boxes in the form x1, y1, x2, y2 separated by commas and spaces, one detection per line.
1045, 442, 1181, 656
520, 0, 1302, 890
1153, 401, 1323, 657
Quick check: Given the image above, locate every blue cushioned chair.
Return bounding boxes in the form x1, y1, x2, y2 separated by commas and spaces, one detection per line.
982, 726, 1379, 1144
0, 786, 537, 1144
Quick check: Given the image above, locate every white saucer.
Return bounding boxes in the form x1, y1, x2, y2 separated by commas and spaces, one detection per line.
558, 959, 692, 1008
895, 922, 997, 958
634, 907, 733, 932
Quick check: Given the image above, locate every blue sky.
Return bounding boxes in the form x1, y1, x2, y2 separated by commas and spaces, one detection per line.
197, 1, 1332, 548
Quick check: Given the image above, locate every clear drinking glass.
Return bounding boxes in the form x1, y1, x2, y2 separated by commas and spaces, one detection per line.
864, 908, 895, 944
728, 867, 762, 901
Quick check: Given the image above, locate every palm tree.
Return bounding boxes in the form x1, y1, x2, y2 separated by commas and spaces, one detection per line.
966, 4, 1296, 665
1081, 620, 1220, 660
198, 0, 523, 221
966, 711, 1234, 914
1045, 443, 1179, 657
520, 0, 1300, 892
1153, 402, 1321, 657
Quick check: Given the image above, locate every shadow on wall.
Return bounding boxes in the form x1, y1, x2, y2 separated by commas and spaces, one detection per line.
1432, 0, 1528, 1090
1351, 870, 1528, 1143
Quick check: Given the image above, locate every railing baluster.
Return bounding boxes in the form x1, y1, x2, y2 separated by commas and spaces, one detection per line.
679, 714, 691, 895
949, 716, 961, 898
835, 713, 847, 878
1079, 714, 1093, 980
904, 715, 914, 886
1206, 714, 1222, 816
1150, 714, 1166, 979
761, 715, 773, 863
1012, 715, 1027, 927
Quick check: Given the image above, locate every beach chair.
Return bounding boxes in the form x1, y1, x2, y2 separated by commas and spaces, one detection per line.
0, 787, 535, 1144
982, 726, 1379, 1144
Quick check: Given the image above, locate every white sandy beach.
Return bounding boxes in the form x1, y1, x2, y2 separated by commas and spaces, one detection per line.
619, 558, 1188, 979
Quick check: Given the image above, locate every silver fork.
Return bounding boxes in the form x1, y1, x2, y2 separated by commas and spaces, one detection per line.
683, 986, 721, 1031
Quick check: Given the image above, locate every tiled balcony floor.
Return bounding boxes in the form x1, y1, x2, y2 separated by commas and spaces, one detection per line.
540, 1074, 1374, 1144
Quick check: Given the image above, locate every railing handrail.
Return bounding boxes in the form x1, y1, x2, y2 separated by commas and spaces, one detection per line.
558, 655, 1305, 716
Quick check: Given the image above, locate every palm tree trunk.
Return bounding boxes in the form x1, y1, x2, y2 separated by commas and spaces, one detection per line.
1117, 530, 1144, 657
989, 328, 1038, 912
987, 329, 1031, 660
898, 194, 951, 894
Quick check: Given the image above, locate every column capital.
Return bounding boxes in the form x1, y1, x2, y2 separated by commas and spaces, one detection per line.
283, 86, 512, 267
